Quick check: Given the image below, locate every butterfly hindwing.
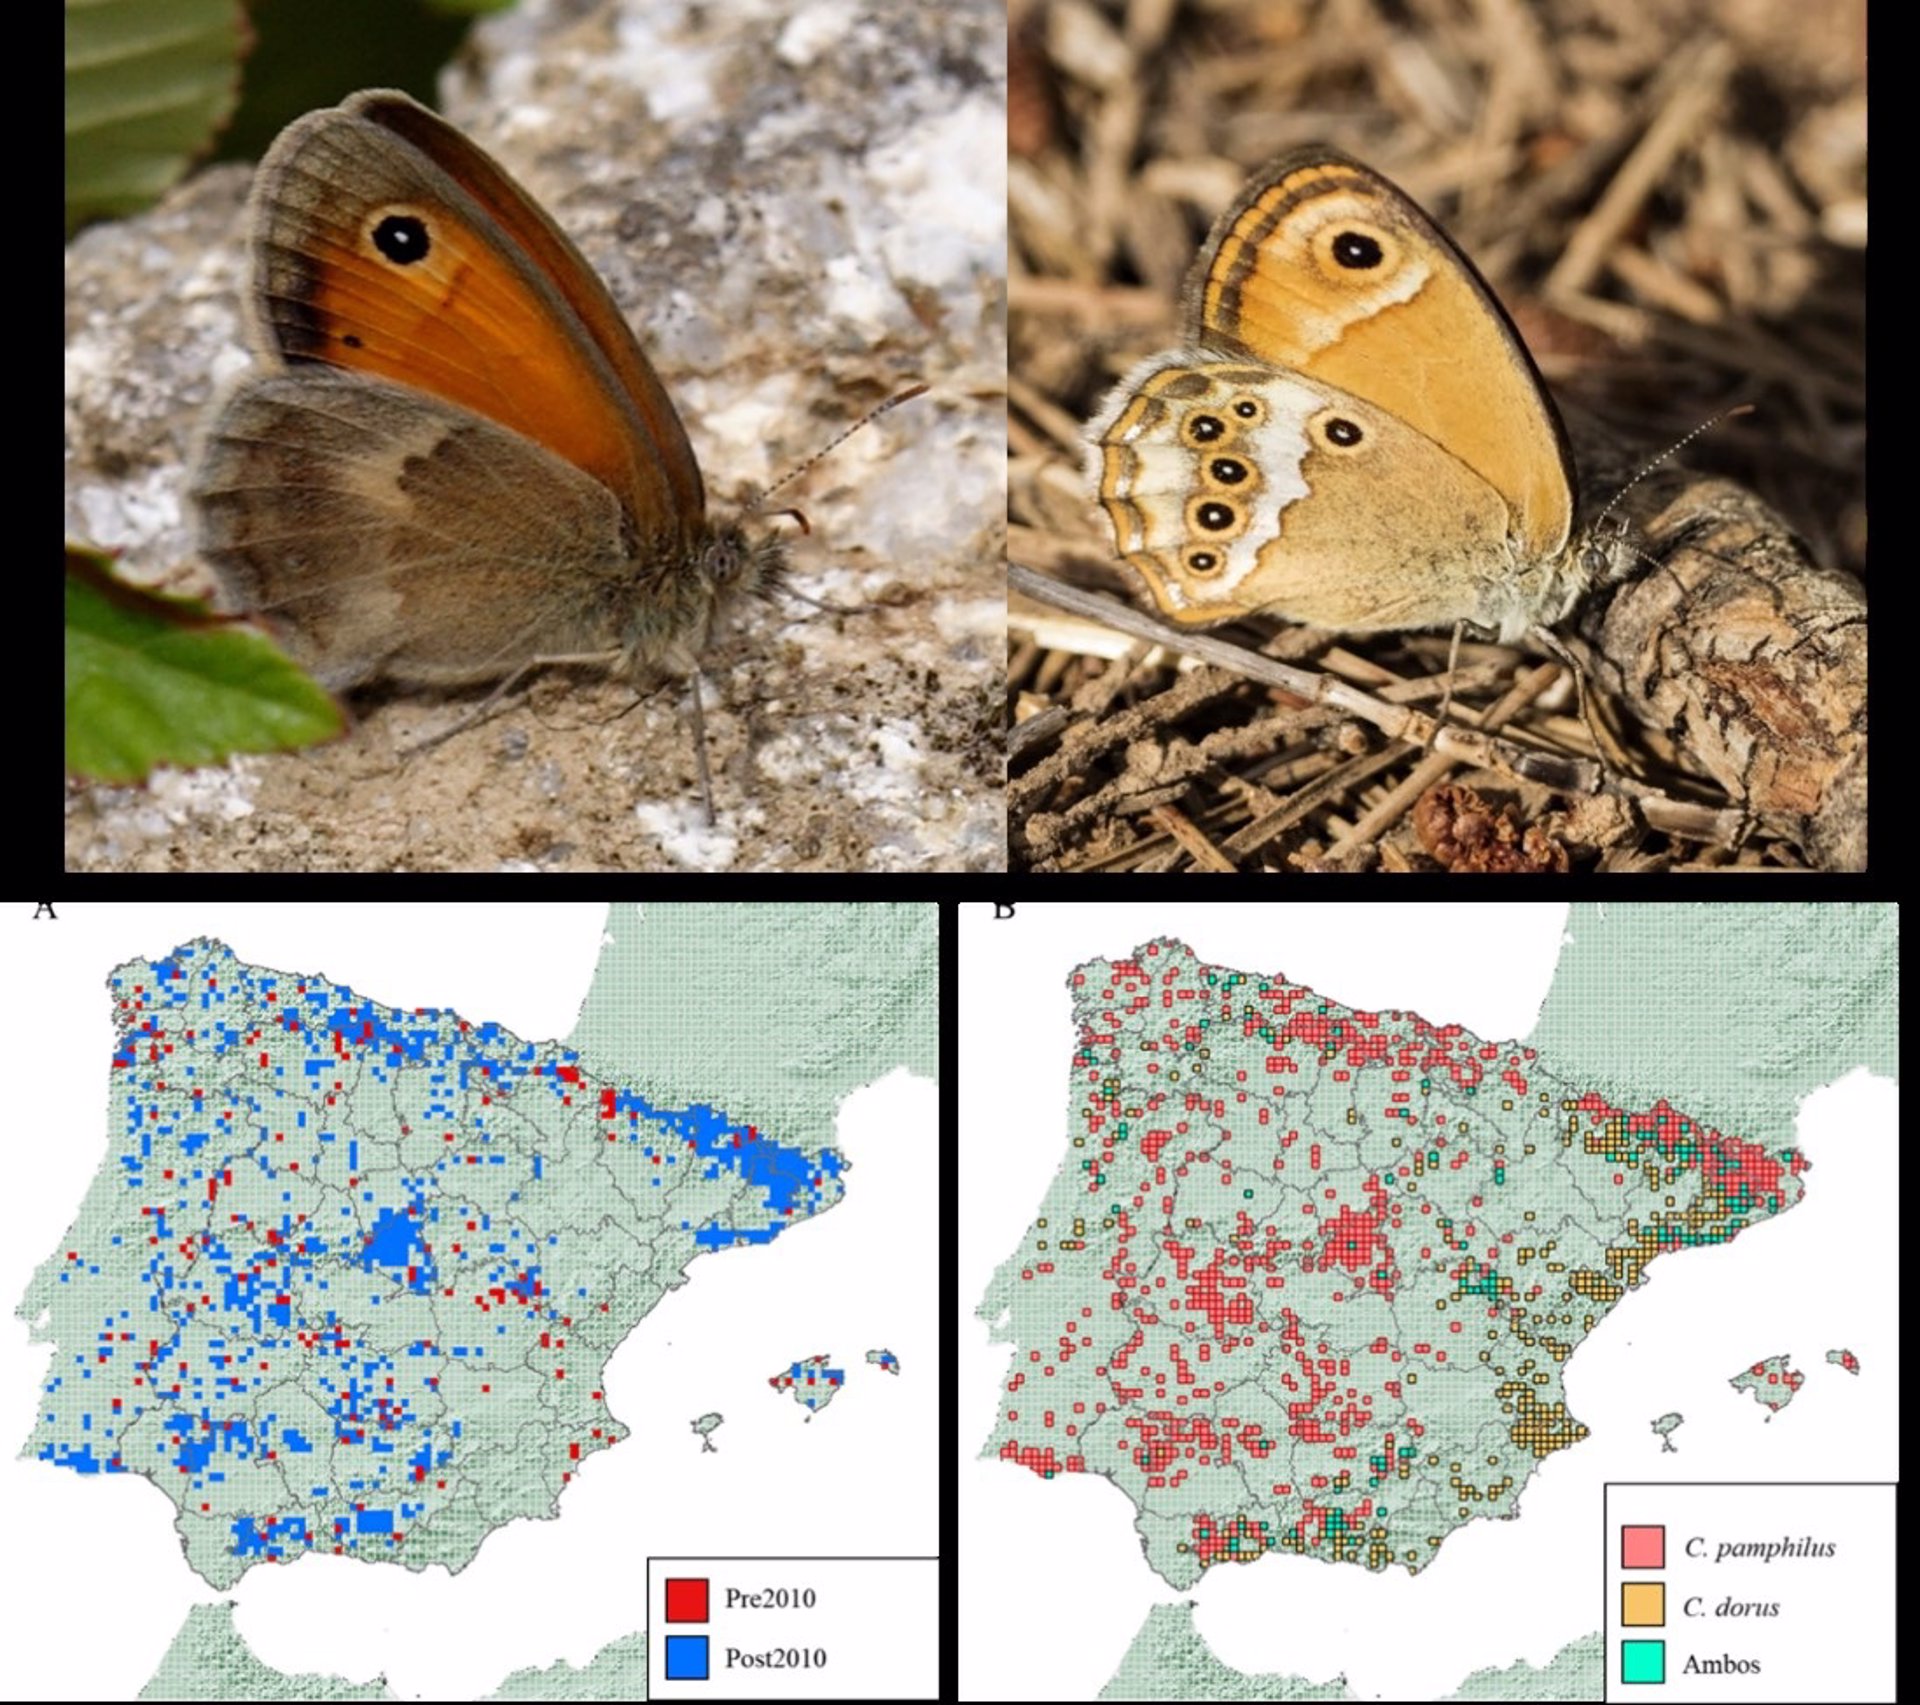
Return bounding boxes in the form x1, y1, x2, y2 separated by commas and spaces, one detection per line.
193, 370, 633, 688
1090, 359, 1520, 631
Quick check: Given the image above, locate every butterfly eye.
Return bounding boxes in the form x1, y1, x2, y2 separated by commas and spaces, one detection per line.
1185, 550, 1221, 575
704, 538, 742, 582
1185, 413, 1226, 444
371, 213, 431, 266
1208, 457, 1248, 485
1332, 231, 1384, 270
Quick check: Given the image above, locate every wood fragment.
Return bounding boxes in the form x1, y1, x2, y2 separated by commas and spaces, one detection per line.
1546, 37, 1736, 301
1330, 661, 1563, 851
1147, 802, 1239, 870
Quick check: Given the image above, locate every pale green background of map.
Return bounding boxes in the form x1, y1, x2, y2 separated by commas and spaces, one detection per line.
1526, 904, 1896, 1140
139, 1604, 648, 1701
1100, 1604, 1601, 1702
566, 903, 937, 1154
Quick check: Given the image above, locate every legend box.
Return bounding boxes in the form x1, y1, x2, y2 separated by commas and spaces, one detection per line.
647, 1556, 937, 1700
1603, 1483, 1894, 1701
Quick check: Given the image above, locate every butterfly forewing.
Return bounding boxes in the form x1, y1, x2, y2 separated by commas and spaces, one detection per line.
1184, 148, 1576, 561
246, 91, 704, 538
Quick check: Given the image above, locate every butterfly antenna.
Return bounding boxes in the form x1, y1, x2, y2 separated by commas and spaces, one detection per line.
1592, 402, 1757, 535
744, 384, 929, 515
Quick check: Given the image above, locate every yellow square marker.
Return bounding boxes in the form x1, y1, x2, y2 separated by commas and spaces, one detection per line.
1621, 1582, 1665, 1627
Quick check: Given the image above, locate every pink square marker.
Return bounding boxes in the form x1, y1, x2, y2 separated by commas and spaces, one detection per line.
1621, 1525, 1665, 1569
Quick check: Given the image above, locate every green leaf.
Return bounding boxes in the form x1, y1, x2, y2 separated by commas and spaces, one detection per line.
209, 0, 485, 162
65, 0, 246, 233
65, 546, 343, 784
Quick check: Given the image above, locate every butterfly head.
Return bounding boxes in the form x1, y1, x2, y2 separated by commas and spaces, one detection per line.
1576, 521, 1640, 593
614, 517, 788, 680
697, 516, 790, 602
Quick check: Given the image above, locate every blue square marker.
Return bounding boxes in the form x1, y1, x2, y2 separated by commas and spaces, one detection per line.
665, 1635, 710, 1680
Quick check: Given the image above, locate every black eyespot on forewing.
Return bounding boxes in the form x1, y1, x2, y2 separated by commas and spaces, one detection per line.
373, 214, 430, 266
1324, 417, 1364, 448
342, 334, 364, 349
1332, 231, 1384, 270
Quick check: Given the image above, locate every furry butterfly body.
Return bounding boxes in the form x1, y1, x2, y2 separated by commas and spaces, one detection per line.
1088, 148, 1629, 643
193, 90, 784, 705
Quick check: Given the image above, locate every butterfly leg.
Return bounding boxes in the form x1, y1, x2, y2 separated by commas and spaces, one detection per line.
1424, 620, 1468, 751
399, 651, 625, 760
1526, 625, 1630, 778
778, 583, 859, 617
687, 672, 716, 826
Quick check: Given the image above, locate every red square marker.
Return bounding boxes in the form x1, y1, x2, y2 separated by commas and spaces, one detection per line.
665, 1577, 709, 1623
1621, 1525, 1665, 1569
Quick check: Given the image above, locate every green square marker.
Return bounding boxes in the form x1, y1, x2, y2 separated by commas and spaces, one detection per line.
1620, 1640, 1665, 1684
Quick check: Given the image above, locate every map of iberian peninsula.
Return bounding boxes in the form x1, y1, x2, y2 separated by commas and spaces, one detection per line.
18, 940, 846, 1588
979, 940, 1808, 1589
